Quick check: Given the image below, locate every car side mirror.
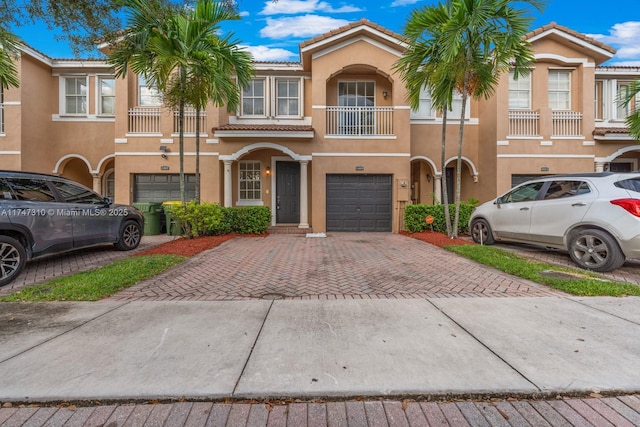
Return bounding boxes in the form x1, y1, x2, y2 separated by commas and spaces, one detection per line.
103, 197, 112, 206
495, 197, 503, 205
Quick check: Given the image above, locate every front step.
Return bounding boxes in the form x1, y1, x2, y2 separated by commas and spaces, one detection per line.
267, 226, 313, 235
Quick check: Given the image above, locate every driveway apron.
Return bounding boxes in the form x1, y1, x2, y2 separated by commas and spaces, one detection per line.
110, 233, 564, 301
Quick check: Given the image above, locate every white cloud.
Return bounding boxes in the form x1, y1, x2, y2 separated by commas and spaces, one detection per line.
260, 15, 350, 39
390, 0, 421, 6
587, 21, 640, 61
242, 45, 298, 61
239, 11, 250, 17
259, 0, 361, 15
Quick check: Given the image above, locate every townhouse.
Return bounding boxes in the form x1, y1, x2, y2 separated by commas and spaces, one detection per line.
2, 20, 638, 233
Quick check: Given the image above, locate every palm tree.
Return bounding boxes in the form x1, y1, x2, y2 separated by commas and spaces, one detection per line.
395, 1, 459, 236
397, 0, 542, 237
0, 27, 22, 90
109, 0, 254, 205
622, 80, 640, 141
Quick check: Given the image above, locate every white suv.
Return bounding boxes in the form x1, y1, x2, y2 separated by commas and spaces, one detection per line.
469, 173, 640, 272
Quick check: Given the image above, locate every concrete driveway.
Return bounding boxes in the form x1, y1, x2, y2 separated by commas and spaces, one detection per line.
110, 233, 564, 301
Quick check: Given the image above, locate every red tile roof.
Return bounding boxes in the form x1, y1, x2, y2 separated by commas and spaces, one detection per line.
593, 127, 631, 136
213, 124, 314, 132
299, 18, 404, 49
524, 22, 616, 55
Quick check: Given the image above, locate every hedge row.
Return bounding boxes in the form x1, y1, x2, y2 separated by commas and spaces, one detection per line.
165, 201, 271, 238
404, 203, 475, 234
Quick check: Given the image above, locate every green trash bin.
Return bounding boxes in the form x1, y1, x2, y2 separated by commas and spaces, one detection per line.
133, 202, 163, 236
162, 201, 183, 236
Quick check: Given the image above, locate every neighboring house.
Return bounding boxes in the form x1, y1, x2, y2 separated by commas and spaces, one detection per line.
1, 20, 638, 233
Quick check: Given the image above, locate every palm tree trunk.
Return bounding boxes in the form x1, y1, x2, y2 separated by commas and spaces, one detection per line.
453, 56, 473, 238
179, 68, 186, 206
195, 106, 201, 204
440, 108, 452, 237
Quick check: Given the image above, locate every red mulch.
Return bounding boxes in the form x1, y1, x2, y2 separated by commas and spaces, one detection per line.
402, 230, 474, 248
135, 233, 265, 257
136, 231, 470, 257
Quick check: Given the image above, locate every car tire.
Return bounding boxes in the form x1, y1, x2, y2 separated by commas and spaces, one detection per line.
470, 218, 495, 245
568, 229, 625, 272
0, 235, 27, 287
115, 220, 142, 251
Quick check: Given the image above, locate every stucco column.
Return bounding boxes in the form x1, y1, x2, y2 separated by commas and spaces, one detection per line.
223, 160, 233, 207
92, 173, 102, 194
298, 160, 309, 229
595, 162, 606, 173
433, 173, 442, 204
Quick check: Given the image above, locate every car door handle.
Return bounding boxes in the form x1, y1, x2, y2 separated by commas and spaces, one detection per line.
519, 207, 530, 211
571, 202, 586, 207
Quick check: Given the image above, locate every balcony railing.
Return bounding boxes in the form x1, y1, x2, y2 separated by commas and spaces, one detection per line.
326, 106, 394, 136
128, 107, 160, 134
552, 110, 582, 137
173, 108, 207, 134
508, 110, 539, 137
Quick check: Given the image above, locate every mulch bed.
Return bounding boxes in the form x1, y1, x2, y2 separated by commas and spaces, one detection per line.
402, 230, 474, 248
136, 230, 471, 258
135, 233, 265, 257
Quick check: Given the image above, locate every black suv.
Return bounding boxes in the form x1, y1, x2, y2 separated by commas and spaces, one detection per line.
0, 171, 144, 286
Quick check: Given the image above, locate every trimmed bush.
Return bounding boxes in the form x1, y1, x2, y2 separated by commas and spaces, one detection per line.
217, 206, 271, 235
404, 202, 475, 234
164, 201, 224, 238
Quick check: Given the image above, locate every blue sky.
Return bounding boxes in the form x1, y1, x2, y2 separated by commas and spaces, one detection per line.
13, 0, 640, 65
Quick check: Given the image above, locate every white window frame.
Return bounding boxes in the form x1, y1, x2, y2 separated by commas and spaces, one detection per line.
410, 86, 434, 119
274, 78, 301, 118
138, 75, 162, 106
61, 75, 88, 116
509, 71, 531, 110
97, 76, 116, 116
338, 80, 375, 107
616, 81, 638, 121
594, 80, 604, 121
548, 70, 571, 110
237, 160, 263, 205
241, 78, 267, 117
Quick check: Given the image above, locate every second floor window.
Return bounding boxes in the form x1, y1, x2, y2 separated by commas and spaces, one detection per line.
548, 70, 571, 110
276, 79, 299, 116
509, 72, 531, 109
616, 82, 637, 120
64, 77, 87, 115
448, 91, 464, 118
410, 86, 433, 119
99, 77, 115, 116
242, 79, 265, 116
339, 81, 374, 107
138, 75, 161, 106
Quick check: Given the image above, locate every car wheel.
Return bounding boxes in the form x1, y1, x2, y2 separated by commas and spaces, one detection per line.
568, 229, 625, 272
0, 236, 27, 287
115, 220, 142, 251
470, 218, 495, 245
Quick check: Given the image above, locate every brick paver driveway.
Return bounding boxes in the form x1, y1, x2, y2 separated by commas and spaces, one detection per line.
111, 233, 564, 301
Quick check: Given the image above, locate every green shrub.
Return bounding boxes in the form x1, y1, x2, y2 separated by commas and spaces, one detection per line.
217, 206, 271, 234
165, 201, 223, 238
404, 202, 475, 234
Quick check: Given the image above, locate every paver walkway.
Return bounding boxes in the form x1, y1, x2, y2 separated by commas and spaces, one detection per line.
111, 233, 564, 301
3, 395, 640, 426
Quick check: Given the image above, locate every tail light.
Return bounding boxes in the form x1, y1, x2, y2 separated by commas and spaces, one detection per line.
610, 198, 640, 217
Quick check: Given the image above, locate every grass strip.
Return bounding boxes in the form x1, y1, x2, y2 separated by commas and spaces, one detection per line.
445, 244, 640, 297
0, 254, 185, 302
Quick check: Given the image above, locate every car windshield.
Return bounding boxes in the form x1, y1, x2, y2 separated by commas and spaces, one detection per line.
615, 177, 640, 194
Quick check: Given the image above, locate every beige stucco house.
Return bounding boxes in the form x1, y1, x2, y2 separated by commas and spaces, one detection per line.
2, 20, 638, 233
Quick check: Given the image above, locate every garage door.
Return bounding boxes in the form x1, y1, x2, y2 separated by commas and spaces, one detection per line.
133, 174, 196, 202
326, 174, 392, 232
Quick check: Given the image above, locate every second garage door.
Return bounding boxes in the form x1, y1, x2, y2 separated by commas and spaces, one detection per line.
326, 174, 392, 232
133, 174, 196, 202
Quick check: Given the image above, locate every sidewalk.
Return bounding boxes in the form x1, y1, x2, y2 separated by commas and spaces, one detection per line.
1, 297, 640, 425
1, 234, 640, 425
